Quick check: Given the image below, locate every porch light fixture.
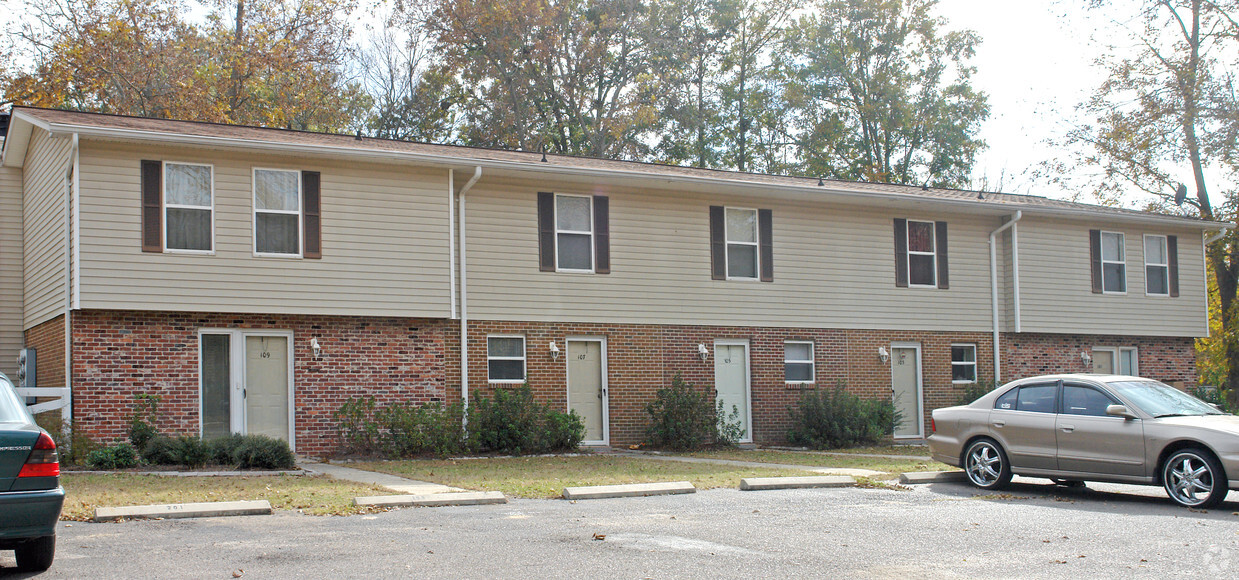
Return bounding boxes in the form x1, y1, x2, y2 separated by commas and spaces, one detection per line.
1080, 351, 1092, 367
550, 341, 560, 359
310, 337, 323, 358
698, 343, 709, 361
878, 346, 890, 364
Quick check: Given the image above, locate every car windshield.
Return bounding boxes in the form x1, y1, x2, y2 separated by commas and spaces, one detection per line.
1106, 380, 1223, 417
0, 377, 31, 423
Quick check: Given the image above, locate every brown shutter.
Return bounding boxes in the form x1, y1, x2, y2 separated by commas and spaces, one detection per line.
593, 195, 610, 274
302, 171, 322, 259
538, 192, 555, 271
1089, 230, 1103, 294
141, 160, 163, 252
894, 218, 908, 287
935, 221, 949, 289
709, 206, 726, 280
1168, 235, 1179, 297
759, 208, 773, 282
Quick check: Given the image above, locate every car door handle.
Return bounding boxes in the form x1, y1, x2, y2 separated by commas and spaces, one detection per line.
992, 420, 1005, 428
1060, 425, 1074, 433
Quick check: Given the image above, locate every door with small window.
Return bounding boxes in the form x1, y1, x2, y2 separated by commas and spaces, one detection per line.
199, 330, 295, 448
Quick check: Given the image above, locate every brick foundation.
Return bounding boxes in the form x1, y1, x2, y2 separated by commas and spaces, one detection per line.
60, 310, 1200, 455
24, 315, 66, 390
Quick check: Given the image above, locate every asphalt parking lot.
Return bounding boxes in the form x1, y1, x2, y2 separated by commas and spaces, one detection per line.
4, 476, 1238, 579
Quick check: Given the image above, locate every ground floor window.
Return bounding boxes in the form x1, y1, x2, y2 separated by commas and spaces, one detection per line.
951, 344, 977, 383
1092, 346, 1138, 375
784, 341, 814, 384
487, 335, 526, 382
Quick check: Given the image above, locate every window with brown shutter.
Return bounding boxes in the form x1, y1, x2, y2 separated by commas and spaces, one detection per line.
759, 209, 774, 282
141, 160, 163, 252
894, 218, 908, 287
935, 221, 949, 289
539, 192, 610, 274
1168, 235, 1179, 297
1089, 229, 1103, 293
302, 171, 321, 259
895, 219, 948, 288
710, 206, 772, 281
538, 192, 556, 271
593, 195, 610, 274
710, 206, 726, 280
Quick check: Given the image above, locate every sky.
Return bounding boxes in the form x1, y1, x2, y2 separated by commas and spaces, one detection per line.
933, 0, 1109, 198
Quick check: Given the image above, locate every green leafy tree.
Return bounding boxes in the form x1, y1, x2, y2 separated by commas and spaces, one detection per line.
776, 0, 988, 186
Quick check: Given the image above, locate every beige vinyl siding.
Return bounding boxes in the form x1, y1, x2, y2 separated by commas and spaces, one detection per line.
1017, 215, 1206, 336
0, 166, 24, 375
22, 129, 71, 329
466, 181, 999, 331
76, 141, 450, 317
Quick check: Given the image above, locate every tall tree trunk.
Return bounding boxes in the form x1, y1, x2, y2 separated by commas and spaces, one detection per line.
226, 1, 246, 120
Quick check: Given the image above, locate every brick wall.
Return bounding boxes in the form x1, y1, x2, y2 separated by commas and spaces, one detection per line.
24, 315, 65, 389
70, 310, 452, 455
1002, 333, 1197, 388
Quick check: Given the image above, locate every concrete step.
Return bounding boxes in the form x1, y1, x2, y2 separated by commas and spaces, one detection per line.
899, 471, 966, 484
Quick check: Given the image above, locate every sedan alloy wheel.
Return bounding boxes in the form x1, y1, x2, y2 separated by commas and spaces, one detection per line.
964, 439, 1012, 490
1163, 449, 1227, 509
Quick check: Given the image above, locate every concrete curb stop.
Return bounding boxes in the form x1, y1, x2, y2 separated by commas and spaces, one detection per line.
354, 491, 508, 507
899, 471, 967, 484
94, 500, 273, 522
739, 475, 856, 491
562, 481, 696, 500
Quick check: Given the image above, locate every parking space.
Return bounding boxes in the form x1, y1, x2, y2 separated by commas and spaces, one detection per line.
6, 475, 1238, 578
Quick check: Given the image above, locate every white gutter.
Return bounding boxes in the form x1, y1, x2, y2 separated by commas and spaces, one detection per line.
11, 112, 1231, 231
448, 170, 455, 319
456, 167, 482, 424
1205, 225, 1232, 245
989, 211, 1023, 383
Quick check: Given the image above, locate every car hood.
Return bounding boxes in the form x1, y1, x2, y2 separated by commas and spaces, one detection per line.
1152, 414, 1239, 436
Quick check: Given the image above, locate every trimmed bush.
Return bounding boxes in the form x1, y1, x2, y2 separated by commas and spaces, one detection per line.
468, 385, 584, 454
141, 435, 213, 468
127, 394, 161, 451
228, 435, 296, 470
86, 444, 138, 470
379, 401, 466, 458
645, 374, 715, 450
333, 396, 380, 455
787, 383, 899, 449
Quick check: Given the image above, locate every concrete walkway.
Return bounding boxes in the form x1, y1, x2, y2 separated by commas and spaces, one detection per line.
300, 461, 463, 495
618, 452, 886, 477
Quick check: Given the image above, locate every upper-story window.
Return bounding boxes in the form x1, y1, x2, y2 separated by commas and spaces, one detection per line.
254, 169, 302, 256
1101, 231, 1126, 293
556, 194, 594, 271
1144, 235, 1169, 296
164, 162, 214, 253
709, 206, 773, 281
894, 218, 948, 289
538, 192, 610, 274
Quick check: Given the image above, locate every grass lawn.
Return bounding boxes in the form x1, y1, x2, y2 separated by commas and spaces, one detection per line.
60, 473, 390, 520
677, 448, 953, 477
350, 455, 817, 499
807, 444, 933, 456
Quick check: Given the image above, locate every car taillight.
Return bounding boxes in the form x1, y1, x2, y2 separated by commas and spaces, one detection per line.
18, 432, 60, 478
930, 417, 936, 434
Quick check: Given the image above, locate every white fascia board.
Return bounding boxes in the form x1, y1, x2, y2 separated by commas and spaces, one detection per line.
37, 118, 1231, 231
0, 110, 48, 167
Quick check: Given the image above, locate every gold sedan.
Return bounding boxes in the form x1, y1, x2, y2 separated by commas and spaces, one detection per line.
928, 374, 1238, 508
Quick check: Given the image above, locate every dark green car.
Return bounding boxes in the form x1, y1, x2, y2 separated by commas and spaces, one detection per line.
0, 373, 64, 572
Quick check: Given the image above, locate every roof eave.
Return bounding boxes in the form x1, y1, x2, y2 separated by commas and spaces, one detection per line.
30, 115, 1229, 231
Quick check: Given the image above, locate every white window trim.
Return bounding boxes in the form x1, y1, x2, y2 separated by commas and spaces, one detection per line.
951, 343, 977, 384
163, 161, 215, 255
906, 219, 937, 288
252, 167, 304, 258
1143, 234, 1169, 297
486, 334, 527, 384
1092, 346, 1139, 376
1100, 230, 1127, 294
784, 340, 815, 384
554, 193, 594, 273
724, 206, 760, 281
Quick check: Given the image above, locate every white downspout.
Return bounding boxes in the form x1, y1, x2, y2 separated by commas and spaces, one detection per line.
449, 170, 456, 319
456, 167, 482, 424
989, 211, 1022, 383
63, 133, 79, 423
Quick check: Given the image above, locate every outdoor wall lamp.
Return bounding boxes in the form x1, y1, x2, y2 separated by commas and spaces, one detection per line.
1080, 351, 1092, 366
698, 343, 709, 361
550, 341, 560, 359
878, 346, 890, 364
310, 337, 323, 358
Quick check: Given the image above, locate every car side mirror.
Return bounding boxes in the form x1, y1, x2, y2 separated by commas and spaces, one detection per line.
1106, 404, 1137, 419
1210, 403, 1222, 412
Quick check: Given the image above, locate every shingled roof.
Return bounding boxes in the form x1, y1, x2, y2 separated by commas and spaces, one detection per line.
5, 106, 1226, 229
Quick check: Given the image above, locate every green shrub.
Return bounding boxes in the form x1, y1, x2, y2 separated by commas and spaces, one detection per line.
1191, 386, 1234, 413
127, 394, 161, 451
208, 434, 248, 465
333, 396, 379, 455
467, 385, 584, 455
787, 383, 900, 449
644, 374, 715, 450
35, 413, 99, 467
715, 400, 746, 447
955, 377, 999, 406
379, 401, 466, 458
140, 436, 181, 465
229, 435, 296, 469
86, 443, 138, 470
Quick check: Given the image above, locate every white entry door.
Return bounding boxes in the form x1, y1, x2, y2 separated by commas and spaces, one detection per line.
891, 344, 923, 439
566, 338, 608, 445
199, 330, 295, 449
714, 340, 752, 444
